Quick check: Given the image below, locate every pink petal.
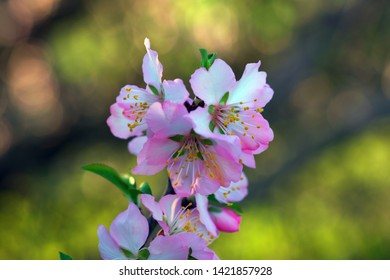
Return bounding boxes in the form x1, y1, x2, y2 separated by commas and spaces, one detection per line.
159, 195, 183, 224
148, 234, 190, 260
146, 101, 192, 138
107, 103, 145, 139
254, 84, 274, 108
240, 114, 274, 154
195, 194, 218, 237
228, 61, 267, 104
149, 232, 214, 260
210, 208, 241, 233
215, 173, 248, 204
190, 59, 236, 105
162, 79, 190, 103
142, 38, 163, 92
140, 194, 163, 221
132, 137, 180, 175
109, 203, 149, 256
128, 136, 148, 156
240, 151, 256, 168
97, 225, 128, 260
188, 107, 213, 138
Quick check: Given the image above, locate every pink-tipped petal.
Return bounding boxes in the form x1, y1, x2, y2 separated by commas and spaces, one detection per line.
142, 38, 163, 92
128, 136, 148, 156
215, 173, 248, 204
97, 225, 128, 260
109, 203, 149, 256
190, 59, 236, 105
229, 61, 267, 104
195, 194, 218, 237
162, 79, 190, 103
210, 208, 241, 233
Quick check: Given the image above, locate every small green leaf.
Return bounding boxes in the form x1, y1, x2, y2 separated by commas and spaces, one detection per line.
138, 248, 150, 260
199, 48, 209, 69
59, 251, 73, 260
199, 48, 217, 70
219, 92, 229, 106
208, 206, 222, 213
207, 52, 217, 66
209, 120, 216, 132
218, 127, 225, 134
82, 163, 138, 203
172, 149, 186, 158
197, 151, 204, 161
139, 182, 152, 195
123, 249, 136, 259
208, 105, 216, 115
169, 135, 186, 142
148, 85, 160, 96
201, 139, 214, 146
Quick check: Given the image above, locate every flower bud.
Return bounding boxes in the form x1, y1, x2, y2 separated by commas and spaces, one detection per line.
210, 208, 241, 233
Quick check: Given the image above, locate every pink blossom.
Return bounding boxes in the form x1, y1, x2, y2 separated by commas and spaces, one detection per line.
132, 101, 243, 196
97, 203, 149, 260
107, 38, 189, 139
189, 59, 274, 167
141, 194, 218, 243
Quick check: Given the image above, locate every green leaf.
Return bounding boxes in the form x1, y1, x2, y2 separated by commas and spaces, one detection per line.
219, 92, 229, 106
207, 52, 217, 66
123, 249, 136, 259
218, 126, 225, 134
59, 251, 73, 260
209, 120, 216, 132
172, 149, 186, 158
82, 163, 138, 203
197, 151, 204, 161
169, 135, 186, 143
199, 48, 209, 69
138, 248, 150, 260
201, 139, 214, 146
208, 105, 216, 115
208, 206, 222, 213
199, 48, 217, 70
148, 85, 160, 96
139, 182, 152, 195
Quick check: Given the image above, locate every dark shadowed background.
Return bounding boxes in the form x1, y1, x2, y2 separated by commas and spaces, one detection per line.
1, 0, 390, 259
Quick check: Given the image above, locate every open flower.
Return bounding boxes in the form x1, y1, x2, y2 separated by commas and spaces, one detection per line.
189, 59, 274, 167
141, 194, 218, 243
196, 173, 248, 234
132, 101, 243, 196
107, 38, 189, 139
97, 203, 149, 260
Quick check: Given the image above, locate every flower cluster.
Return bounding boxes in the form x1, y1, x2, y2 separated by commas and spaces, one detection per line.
98, 38, 273, 260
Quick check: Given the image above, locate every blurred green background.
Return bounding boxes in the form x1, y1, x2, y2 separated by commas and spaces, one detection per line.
1, 0, 390, 259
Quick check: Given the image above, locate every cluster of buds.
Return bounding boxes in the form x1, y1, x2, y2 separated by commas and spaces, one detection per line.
97, 38, 274, 260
